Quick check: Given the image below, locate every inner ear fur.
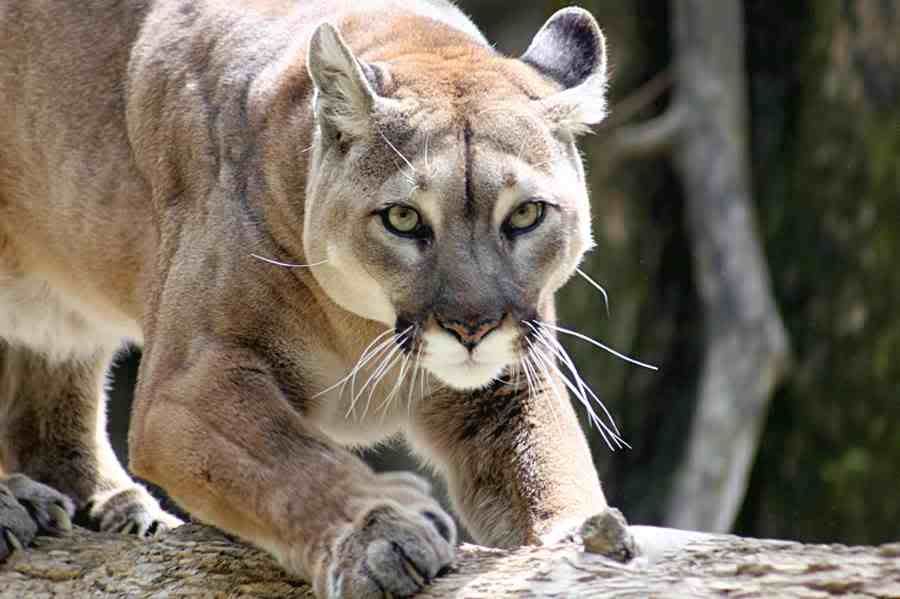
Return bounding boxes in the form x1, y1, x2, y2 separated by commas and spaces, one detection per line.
307, 22, 383, 138
521, 7, 609, 133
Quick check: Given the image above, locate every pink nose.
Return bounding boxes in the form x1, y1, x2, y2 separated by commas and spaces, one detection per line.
436, 316, 503, 350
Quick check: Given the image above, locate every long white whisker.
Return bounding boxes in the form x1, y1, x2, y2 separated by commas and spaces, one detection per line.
538, 321, 658, 371
532, 346, 618, 450
345, 329, 411, 417
346, 331, 403, 402
361, 346, 405, 420
355, 327, 413, 419
315, 328, 395, 400
424, 133, 435, 178
527, 322, 629, 449
575, 267, 610, 318
379, 130, 417, 183
538, 346, 625, 450
530, 322, 624, 439
343, 348, 395, 417
407, 343, 424, 415
519, 354, 537, 403
528, 335, 622, 448
379, 351, 411, 422
523, 340, 563, 438
250, 254, 329, 269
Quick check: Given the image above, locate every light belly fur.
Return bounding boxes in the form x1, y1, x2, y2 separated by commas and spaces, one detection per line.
0, 271, 141, 361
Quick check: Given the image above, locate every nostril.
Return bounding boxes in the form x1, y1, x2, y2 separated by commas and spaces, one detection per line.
437, 315, 504, 349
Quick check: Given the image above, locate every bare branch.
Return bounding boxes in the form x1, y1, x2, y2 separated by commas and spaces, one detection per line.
600, 68, 674, 131
608, 103, 686, 160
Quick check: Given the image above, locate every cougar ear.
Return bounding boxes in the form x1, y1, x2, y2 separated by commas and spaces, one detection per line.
307, 22, 382, 138
522, 7, 609, 133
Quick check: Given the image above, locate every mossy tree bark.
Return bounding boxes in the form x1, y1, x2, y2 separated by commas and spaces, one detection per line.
736, 0, 900, 544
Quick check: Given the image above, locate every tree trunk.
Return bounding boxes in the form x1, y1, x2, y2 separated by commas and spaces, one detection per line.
661, 0, 790, 532
2, 525, 899, 598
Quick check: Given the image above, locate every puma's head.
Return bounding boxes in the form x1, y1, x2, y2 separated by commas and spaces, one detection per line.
303, 8, 608, 390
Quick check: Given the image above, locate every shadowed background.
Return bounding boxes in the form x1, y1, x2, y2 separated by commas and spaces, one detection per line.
107, 0, 899, 545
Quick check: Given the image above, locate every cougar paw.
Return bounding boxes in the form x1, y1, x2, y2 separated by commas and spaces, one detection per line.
578, 508, 637, 563
1, 474, 75, 560
87, 486, 182, 537
324, 482, 456, 598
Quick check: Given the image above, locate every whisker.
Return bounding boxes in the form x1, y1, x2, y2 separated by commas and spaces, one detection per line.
379, 350, 411, 421
361, 346, 405, 420
407, 342, 424, 415
355, 326, 413, 419
537, 345, 625, 450
250, 254, 329, 269
420, 355, 429, 399
519, 354, 537, 403
527, 321, 629, 449
341, 341, 396, 410
534, 349, 618, 450
379, 130, 417, 184
523, 340, 564, 438
345, 328, 412, 417
424, 132, 435, 178
537, 321, 658, 371
575, 267, 610, 318
315, 328, 395, 400
529, 322, 624, 439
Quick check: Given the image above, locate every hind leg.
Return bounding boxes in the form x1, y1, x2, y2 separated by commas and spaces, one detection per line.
0, 342, 180, 557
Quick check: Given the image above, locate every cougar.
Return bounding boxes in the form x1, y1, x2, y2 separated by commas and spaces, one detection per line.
0, 0, 621, 596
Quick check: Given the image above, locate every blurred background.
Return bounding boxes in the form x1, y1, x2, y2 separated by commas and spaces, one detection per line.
109, 0, 899, 546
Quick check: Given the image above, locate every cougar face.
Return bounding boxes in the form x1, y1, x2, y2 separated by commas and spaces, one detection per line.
304, 14, 605, 391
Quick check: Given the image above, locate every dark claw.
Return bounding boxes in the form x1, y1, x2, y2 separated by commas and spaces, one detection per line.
47, 504, 73, 534
400, 551, 428, 589
3, 527, 24, 552
118, 521, 137, 535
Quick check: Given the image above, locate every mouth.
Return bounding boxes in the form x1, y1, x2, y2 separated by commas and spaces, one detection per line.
423, 359, 509, 391
395, 317, 518, 391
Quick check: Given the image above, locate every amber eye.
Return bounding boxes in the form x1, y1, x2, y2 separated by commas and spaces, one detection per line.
504, 201, 545, 236
381, 205, 430, 239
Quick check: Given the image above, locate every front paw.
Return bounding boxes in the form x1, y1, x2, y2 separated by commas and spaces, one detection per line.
321, 475, 457, 598
538, 509, 637, 563
86, 485, 182, 536
578, 508, 637, 562
1, 475, 74, 560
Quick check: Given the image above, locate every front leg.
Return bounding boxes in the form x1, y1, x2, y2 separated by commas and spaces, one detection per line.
130, 346, 455, 598
408, 370, 607, 547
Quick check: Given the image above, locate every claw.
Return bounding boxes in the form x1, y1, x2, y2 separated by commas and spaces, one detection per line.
400, 554, 427, 588
48, 504, 72, 534
3, 528, 24, 552
118, 521, 137, 535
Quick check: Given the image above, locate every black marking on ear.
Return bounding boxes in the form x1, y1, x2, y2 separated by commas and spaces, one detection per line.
522, 10, 601, 89
463, 121, 475, 219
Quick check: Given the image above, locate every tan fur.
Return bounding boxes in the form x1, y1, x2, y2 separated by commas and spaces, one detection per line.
1, 1, 611, 596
